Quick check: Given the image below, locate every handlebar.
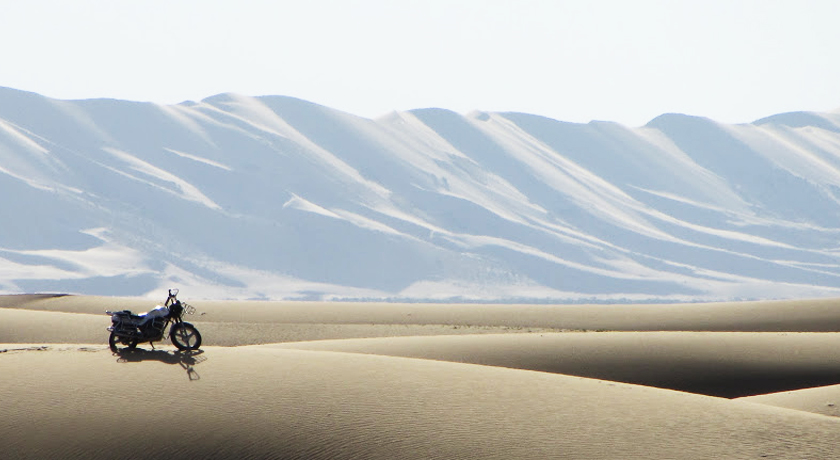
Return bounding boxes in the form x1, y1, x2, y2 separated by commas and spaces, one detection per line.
166, 288, 180, 306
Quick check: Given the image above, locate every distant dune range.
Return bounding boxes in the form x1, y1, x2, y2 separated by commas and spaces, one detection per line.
3, 87, 840, 301
3, 295, 840, 459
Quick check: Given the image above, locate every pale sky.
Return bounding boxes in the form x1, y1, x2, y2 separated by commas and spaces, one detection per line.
1, 0, 837, 126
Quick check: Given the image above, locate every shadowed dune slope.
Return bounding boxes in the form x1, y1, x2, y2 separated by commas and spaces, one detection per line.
270, 332, 840, 398
2, 345, 840, 460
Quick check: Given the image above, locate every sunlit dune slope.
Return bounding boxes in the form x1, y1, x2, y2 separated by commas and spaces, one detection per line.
0, 306, 559, 347
5, 295, 840, 340
738, 383, 840, 417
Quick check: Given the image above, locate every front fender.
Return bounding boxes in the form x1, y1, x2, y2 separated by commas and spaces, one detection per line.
172, 321, 196, 330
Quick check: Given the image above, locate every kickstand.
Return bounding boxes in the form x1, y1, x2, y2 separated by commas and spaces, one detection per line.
150, 342, 155, 350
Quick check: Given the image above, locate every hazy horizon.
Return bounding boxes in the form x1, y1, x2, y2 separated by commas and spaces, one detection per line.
2, 0, 838, 127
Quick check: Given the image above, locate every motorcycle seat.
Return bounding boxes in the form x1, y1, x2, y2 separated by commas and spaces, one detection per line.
108, 310, 144, 322
107, 310, 133, 316
110, 306, 168, 324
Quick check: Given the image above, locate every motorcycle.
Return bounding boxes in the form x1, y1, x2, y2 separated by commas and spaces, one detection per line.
106, 289, 202, 352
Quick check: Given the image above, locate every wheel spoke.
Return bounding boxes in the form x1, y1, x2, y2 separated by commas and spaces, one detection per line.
175, 328, 194, 345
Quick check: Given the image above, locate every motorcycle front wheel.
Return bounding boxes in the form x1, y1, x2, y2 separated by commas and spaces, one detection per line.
170, 323, 202, 351
109, 331, 138, 353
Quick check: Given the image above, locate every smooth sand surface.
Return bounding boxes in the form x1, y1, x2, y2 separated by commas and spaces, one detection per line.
3, 294, 840, 459
738, 383, 840, 417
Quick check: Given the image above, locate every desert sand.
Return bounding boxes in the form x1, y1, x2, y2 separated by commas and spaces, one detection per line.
3, 294, 840, 459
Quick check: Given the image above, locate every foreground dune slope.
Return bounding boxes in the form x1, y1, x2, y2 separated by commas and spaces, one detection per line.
2, 345, 840, 460
5, 295, 840, 459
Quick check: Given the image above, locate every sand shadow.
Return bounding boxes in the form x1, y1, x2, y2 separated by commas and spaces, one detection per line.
114, 348, 207, 381
593, 366, 840, 399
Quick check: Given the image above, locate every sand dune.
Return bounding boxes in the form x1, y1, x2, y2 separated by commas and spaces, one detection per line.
0, 306, 559, 346
9, 294, 840, 332
271, 331, 840, 397
3, 344, 840, 460
738, 383, 840, 417
3, 294, 840, 459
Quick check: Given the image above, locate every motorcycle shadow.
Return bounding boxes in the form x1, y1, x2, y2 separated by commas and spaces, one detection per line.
114, 348, 206, 381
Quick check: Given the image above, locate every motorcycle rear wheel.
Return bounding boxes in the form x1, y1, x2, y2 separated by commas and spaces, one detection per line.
109, 331, 138, 353
170, 324, 202, 351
